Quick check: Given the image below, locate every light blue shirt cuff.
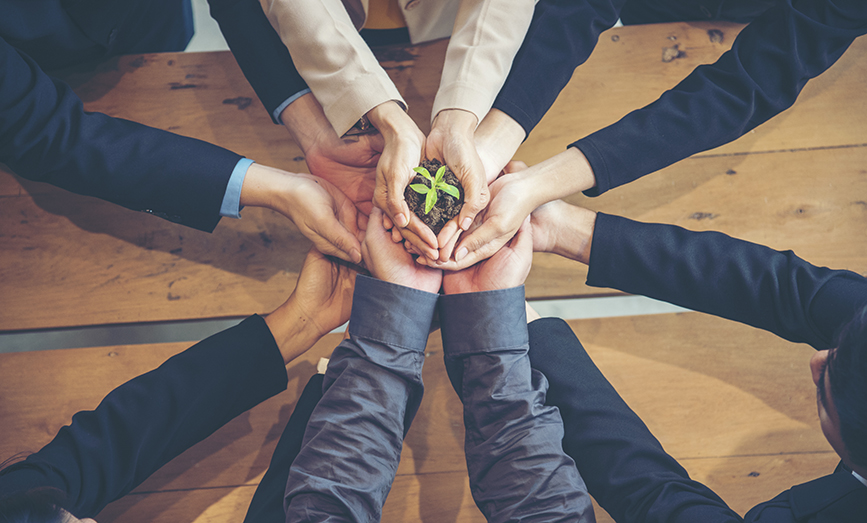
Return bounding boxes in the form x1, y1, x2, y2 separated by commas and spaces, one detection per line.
219, 158, 254, 219
273, 88, 312, 125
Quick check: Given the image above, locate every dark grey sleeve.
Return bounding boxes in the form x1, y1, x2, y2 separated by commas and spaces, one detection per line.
439, 286, 595, 522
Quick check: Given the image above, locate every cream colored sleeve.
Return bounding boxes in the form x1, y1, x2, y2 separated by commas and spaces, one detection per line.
431, 0, 537, 125
262, 0, 405, 136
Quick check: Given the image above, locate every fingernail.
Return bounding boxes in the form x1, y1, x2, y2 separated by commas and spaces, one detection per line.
460, 217, 472, 231
396, 213, 408, 227
350, 249, 362, 264
456, 247, 468, 261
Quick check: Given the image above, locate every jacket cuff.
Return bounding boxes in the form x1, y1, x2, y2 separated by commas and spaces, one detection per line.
439, 286, 527, 356
347, 275, 439, 351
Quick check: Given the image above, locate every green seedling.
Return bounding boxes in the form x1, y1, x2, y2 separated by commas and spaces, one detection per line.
409, 165, 460, 214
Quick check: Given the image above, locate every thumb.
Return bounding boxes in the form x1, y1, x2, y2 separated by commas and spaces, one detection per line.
317, 221, 363, 264
457, 173, 489, 232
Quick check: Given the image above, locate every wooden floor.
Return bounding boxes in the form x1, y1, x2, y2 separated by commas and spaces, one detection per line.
1, 19, 864, 522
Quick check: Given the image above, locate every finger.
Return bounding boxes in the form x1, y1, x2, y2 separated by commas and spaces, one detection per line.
382, 213, 394, 230
437, 224, 462, 263
317, 224, 363, 265
357, 212, 369, 232
400, 225, 438, 259
384, 178, 411, 228
390, 225, 404, 243
404, 214, 438, 252
502, 160, 529, 174
436, 217, 460, 250
456, 178, 490, 232
452, 219, 515, 264
356, 201, 374, 216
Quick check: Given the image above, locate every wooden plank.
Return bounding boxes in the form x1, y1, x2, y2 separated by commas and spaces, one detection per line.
1, 313, 838, 521
517, 22, 867, 165
2, 22, 865, 329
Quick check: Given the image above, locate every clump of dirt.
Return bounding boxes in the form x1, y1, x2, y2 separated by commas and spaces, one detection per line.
404, 158, 464, 236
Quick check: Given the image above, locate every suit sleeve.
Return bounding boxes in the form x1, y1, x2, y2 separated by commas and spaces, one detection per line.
586, 213, 867, 349
0, 315, 288, 518
572, 0, 867, 196
284, 275, 437, 521
206, 0, 309, 123
491, 0, 622, 135
431, 0, 536, 124
439, 287, 594, 522
0, 37, 243, 232
527, 317, 744, 523
261, 0, 404, 136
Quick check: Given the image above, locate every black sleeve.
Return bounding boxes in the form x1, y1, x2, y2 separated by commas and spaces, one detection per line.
491, 0, 622, 136
572, 0, 867, 196
586, 213, 867, 349
0, 315, 288, 518
527, 318, 744, 523
0, 36, 241, 232
207, 0, 309, 123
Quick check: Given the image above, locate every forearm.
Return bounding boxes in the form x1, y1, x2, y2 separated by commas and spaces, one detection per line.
0, 38, 238, 232
574, 0, 867, 196
527, 318, 742, 523
284, 276, 438, 521
492, 0, 622, 135
474, 108, 526, 183
262, 0, 404, 135
0, 316, 287, 516
431, 0, 536, 124
586, 213, 867, 349
207, 0, 308, 123
439, 287, 593, 522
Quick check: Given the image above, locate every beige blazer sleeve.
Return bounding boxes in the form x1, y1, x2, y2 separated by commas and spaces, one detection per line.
431, 0, 537, 125
262, 0, 405, 136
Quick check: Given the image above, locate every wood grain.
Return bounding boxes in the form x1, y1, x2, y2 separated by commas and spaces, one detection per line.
1, 22, 865, 328
0, 313, 838, 521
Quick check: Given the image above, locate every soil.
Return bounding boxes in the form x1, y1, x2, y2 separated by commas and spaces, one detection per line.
404, 159, 464, 236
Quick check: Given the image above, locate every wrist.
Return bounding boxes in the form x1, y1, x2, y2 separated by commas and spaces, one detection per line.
554, 204, 597, 265
240, 164, 301, 213
280, 93, 330, 152
432, 108, 478, 136
265, 297, 327, 364
365, 100, 414, 138
475, 108, 525, 152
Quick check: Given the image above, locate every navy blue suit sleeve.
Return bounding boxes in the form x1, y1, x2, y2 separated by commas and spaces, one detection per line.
0, 36, 242, 232
527, 318, 744, 523
0, 315, 288, 518
586, 213, 867, 349
492, 0, 622, 136
207, 0, 309, 123
572, 0, 867, 196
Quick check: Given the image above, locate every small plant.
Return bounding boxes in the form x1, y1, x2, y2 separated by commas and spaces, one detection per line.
409, 165, 460, 214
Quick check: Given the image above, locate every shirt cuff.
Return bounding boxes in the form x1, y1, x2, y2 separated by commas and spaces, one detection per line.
347, 275, 439, 351
219, 158, 254, 219
439, 286, 528, 356
273, 88, 312, 125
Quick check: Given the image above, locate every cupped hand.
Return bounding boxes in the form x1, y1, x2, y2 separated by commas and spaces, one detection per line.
282, 93, 382, 215
362, 208, 442, 293
442, 215, 534, 294
426, 109, 490, 258
289, 248, 358, 336
240, 164, 362, 264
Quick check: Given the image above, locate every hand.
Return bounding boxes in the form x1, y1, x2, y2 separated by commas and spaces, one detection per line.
366, 101, 440, 258
265, 248, 358, 363
474, 108, 527, 185
442, 215, 534, 294
241, 164, 362, 264
426, 109, 490, 257
362, 208, 442, 293
281, 93, 383, 215
530, 200, 597, 265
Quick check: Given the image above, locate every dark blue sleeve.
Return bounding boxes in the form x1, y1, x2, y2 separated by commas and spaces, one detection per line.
439, 286, 595, 522
207, 0, 309, 123
0, 315, 288, 518
527, 317, 744, 523
491, 0, 622, 136
0, 36, 242, 232
586, 213, 867, 349
572, 0, 867, 196
284, 276, 438, 521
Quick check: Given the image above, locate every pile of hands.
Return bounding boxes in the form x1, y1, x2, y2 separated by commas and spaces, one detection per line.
266, 94, 566, 273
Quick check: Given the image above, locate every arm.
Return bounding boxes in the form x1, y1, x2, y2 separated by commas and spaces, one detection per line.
439, 220, 594, 522
526, 317, 744, 523
261, 0, 404, 136
0, 249, 356, 516
284, 207, 442, 521
573, 0, 867, 196
206, 0, 309, 124
0, 36, 240, 232
533, 201, 867, 350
